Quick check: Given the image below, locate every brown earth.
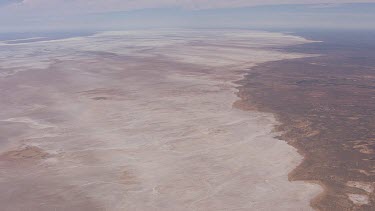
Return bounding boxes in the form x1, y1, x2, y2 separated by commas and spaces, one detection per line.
237, 34, 375, 210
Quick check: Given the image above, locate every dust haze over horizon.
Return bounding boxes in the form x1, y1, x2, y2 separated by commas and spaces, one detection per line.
0, 0, 375, 32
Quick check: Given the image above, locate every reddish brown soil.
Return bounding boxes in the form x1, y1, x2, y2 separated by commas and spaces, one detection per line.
237, 32, 375, 210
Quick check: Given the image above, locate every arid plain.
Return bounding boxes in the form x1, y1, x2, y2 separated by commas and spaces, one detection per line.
0, 30, 322, 210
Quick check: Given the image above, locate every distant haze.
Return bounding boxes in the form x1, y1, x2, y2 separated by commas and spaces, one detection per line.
0, 0, 375, 32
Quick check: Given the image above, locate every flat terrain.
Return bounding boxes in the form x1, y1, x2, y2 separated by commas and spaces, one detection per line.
0, 30, 321, 210
238, 30, 375, 210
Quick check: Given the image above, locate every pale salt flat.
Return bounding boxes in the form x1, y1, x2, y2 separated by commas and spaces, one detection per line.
0, 30, 322, 210
347, 194, 370, 206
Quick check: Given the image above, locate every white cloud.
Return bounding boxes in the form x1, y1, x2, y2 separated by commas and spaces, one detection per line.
3, 0, 375, 15
1, 0, 374, 32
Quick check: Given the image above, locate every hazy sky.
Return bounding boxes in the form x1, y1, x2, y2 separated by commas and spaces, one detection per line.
0, 0, 375, 32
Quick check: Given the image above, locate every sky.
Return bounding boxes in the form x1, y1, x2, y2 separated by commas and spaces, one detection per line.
0, 0, 375, 32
